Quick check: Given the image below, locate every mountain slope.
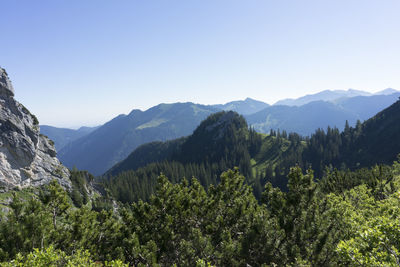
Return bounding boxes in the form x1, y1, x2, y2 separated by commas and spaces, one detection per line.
246, 101, 358, 136
59, 103, 219, 175
44, 98, 267, 154
105, 111, 257, 177
212, 97, 269, 115
40, 125, 99, 151
350, 98, 400, 166
301, 98, 400, 174
106, 138, 185, 176
103, 111, 267, 201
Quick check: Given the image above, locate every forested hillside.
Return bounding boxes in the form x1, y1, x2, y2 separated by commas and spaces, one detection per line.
104, 99, 400, 202
103, 111, 264, 202
302, 97, 400, 174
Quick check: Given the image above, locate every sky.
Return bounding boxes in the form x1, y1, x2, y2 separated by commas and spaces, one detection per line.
1, 0, 400, 128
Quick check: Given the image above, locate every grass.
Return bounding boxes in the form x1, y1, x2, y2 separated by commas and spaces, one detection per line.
136, 119, 168, 130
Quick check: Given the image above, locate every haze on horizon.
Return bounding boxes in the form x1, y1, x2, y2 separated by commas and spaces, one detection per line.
1, 0, 399, 128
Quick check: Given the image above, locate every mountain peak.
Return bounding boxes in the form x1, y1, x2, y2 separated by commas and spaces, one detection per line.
128, 109, 142, 116
203, 111, 240, 134
244, 97, 258, 102
189, 111, 248, 143
212, 98, 269, 115
107, 110, 250, 176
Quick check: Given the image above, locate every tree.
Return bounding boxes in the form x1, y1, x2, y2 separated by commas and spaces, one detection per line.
335, 163, 400, 266
0, 246, 128, 267
40, 180, 71, 228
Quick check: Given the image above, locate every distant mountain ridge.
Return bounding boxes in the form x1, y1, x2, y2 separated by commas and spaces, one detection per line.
49, 89, 399, 175
247, 92, 400, 135
212, 97, 269, 115
40, 125, 99, 151
274, 89, 373, 106
58, 102, 219, 175
374, 88, 399, 95
246, 100, 359, 136
335, 93, 400, 121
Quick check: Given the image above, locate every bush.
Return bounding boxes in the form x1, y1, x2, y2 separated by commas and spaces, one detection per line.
0, 246, 127, 267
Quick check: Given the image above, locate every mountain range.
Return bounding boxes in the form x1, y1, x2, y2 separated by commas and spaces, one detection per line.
103, 98, 400, 202
57, 103, 219, 175
248, 92, 400, 135
41, 89, 399, 176
274, 88, 397, 106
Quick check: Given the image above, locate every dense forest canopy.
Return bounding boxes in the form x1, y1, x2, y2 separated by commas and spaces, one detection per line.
1, 161, 400, 266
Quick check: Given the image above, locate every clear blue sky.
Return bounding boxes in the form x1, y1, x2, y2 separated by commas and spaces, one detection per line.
1, 0, 399, 128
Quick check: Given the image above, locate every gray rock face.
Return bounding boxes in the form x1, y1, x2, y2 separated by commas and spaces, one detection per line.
0, 68, 14, 97
0, 67, 71, 190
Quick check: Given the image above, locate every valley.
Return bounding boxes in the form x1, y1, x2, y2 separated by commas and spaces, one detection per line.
1, 64, 400, 266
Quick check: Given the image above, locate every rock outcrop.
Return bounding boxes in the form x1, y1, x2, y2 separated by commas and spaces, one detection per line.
0, 67, 71, 189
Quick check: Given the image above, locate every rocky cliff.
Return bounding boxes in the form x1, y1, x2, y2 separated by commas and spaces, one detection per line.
0, 67, 70, 189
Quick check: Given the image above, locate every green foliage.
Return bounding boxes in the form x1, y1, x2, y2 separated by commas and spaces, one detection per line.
69, 169, 94, 207
337, 215, 400, 266
119, 169, 265, 266
39, 180, 70, 228
195, 258, 215, 267
333, 164, 400, 266
31, 114, 39, 126
1, 159, 400, 265
19, 103, 39, 125
0, 246, 127, 266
